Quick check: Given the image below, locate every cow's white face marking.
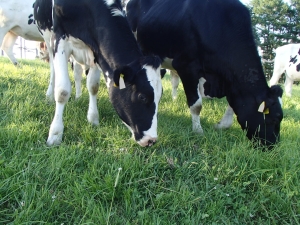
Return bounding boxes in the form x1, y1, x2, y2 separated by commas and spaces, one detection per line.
141, 65, 162, 140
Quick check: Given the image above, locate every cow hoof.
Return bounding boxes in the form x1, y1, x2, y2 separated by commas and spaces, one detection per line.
214, 121, 233, 129
87, 112, 99, 125
75, 94, 82, 100
46, 134, 62, 146
193, 127, 204, 135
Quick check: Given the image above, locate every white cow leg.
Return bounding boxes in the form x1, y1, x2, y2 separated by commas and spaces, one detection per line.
284, 77, 293, 97
190, 97, 204, 134
2, 32, 18, 65
86, 66, 100, 125
43, 30, 56, 102
73, 62, 83, 99
46, 60, 55, 101
214, 105, 234, 129
47, 39, 71, 146
170, 70, 180, 100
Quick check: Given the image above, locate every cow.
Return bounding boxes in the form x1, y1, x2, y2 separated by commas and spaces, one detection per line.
126, 0, 283, 147
0, 0, 44, 65
0, 0, 76, 101
33, 0, 163, 147
270, 43, 300, 97
37, 42, 49, 62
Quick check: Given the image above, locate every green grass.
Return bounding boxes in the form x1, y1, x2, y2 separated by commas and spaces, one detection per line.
0, 57, 299, 224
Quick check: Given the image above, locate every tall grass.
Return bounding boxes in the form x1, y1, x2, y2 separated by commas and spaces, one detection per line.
0, 57, 299, 224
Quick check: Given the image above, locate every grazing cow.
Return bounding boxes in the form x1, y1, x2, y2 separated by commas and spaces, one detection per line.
126, 0, 283, 147
0, 0, 43, 65
270, 44, 300, 97
34, 0, 163, 147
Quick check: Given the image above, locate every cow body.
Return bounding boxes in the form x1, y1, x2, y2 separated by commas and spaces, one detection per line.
34, 0, 163, 147
127, 0, 283, 147
270, 44, 300, 97
0, 0, 43, 65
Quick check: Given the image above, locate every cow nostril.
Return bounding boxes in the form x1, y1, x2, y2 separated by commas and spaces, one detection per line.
147, 139, 156, 147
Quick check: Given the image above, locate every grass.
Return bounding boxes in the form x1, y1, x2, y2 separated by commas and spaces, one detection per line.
0, 57, 299, 224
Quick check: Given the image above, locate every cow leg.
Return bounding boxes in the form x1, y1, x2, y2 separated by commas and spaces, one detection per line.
170, 70, 180, 100
284, 76, 293, 97
73, 61, 84, 99
42, 30, 56, 102
86, 66, 100, 125
176, 67, 204, 134
1, 32, 18, 66
214, 105, 234, 129
47, 39, 71, 146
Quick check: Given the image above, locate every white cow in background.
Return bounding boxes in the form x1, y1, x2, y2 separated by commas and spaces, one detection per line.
270, 43, 300, 97
0, 0, 87, 100
0, 0, 44, 65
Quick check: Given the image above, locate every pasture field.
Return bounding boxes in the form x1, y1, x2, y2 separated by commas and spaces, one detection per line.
0, 57, 299, 224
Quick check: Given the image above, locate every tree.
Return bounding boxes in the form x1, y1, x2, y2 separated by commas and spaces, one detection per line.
248, 0, 300, 79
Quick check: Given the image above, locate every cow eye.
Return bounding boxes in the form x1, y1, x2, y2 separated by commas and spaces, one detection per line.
138, 93, 147, 103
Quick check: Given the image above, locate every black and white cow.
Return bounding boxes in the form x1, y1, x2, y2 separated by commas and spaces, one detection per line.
270, 44, 300, 97
34, 0, 163, 147
126, 0, 283, 147
0, 0, 43, 65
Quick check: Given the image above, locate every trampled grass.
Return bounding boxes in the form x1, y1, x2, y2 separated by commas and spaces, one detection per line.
0, 57, 299, 224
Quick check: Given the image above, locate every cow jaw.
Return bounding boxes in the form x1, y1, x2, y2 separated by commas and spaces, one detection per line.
122, 122, 158, 147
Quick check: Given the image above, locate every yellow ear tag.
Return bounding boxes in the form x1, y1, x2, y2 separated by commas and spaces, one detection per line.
263, 108, 269, 114
114, 83, 118, 87
119, 74, 126, 89
258, 101, 265, 113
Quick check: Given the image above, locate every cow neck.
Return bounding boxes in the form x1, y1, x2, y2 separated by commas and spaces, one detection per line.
94, 18, 143, 73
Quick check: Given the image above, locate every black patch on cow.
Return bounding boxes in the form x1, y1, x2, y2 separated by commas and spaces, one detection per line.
140, 55, 162, 69
289, 55, 297, 64
34, 0, 53, 31
296, 63, 300, 72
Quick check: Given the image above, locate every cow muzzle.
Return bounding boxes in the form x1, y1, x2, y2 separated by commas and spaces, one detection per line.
137, 136, 157, 147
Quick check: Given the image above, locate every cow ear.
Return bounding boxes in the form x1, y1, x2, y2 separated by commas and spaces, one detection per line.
113, 66, 134, 89
270, 85, 283, 97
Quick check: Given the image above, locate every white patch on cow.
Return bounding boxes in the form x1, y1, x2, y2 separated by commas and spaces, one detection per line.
0, 9, 8, 27
104, 0, 115, 6
105, 71, 111, 88
215, 105, 234, 129
111, 8, 125, 17
139, 65, 163, 145
278, 97, 283, 107
190, 98, 204, 134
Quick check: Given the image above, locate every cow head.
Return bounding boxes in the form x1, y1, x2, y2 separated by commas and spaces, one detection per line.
109, 56, 163, 147
233, 85, 283, 148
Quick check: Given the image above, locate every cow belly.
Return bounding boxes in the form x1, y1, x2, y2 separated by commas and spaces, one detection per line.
286, 67, 300, 81
10, 26, 43, 42
68, 36, 95, 68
